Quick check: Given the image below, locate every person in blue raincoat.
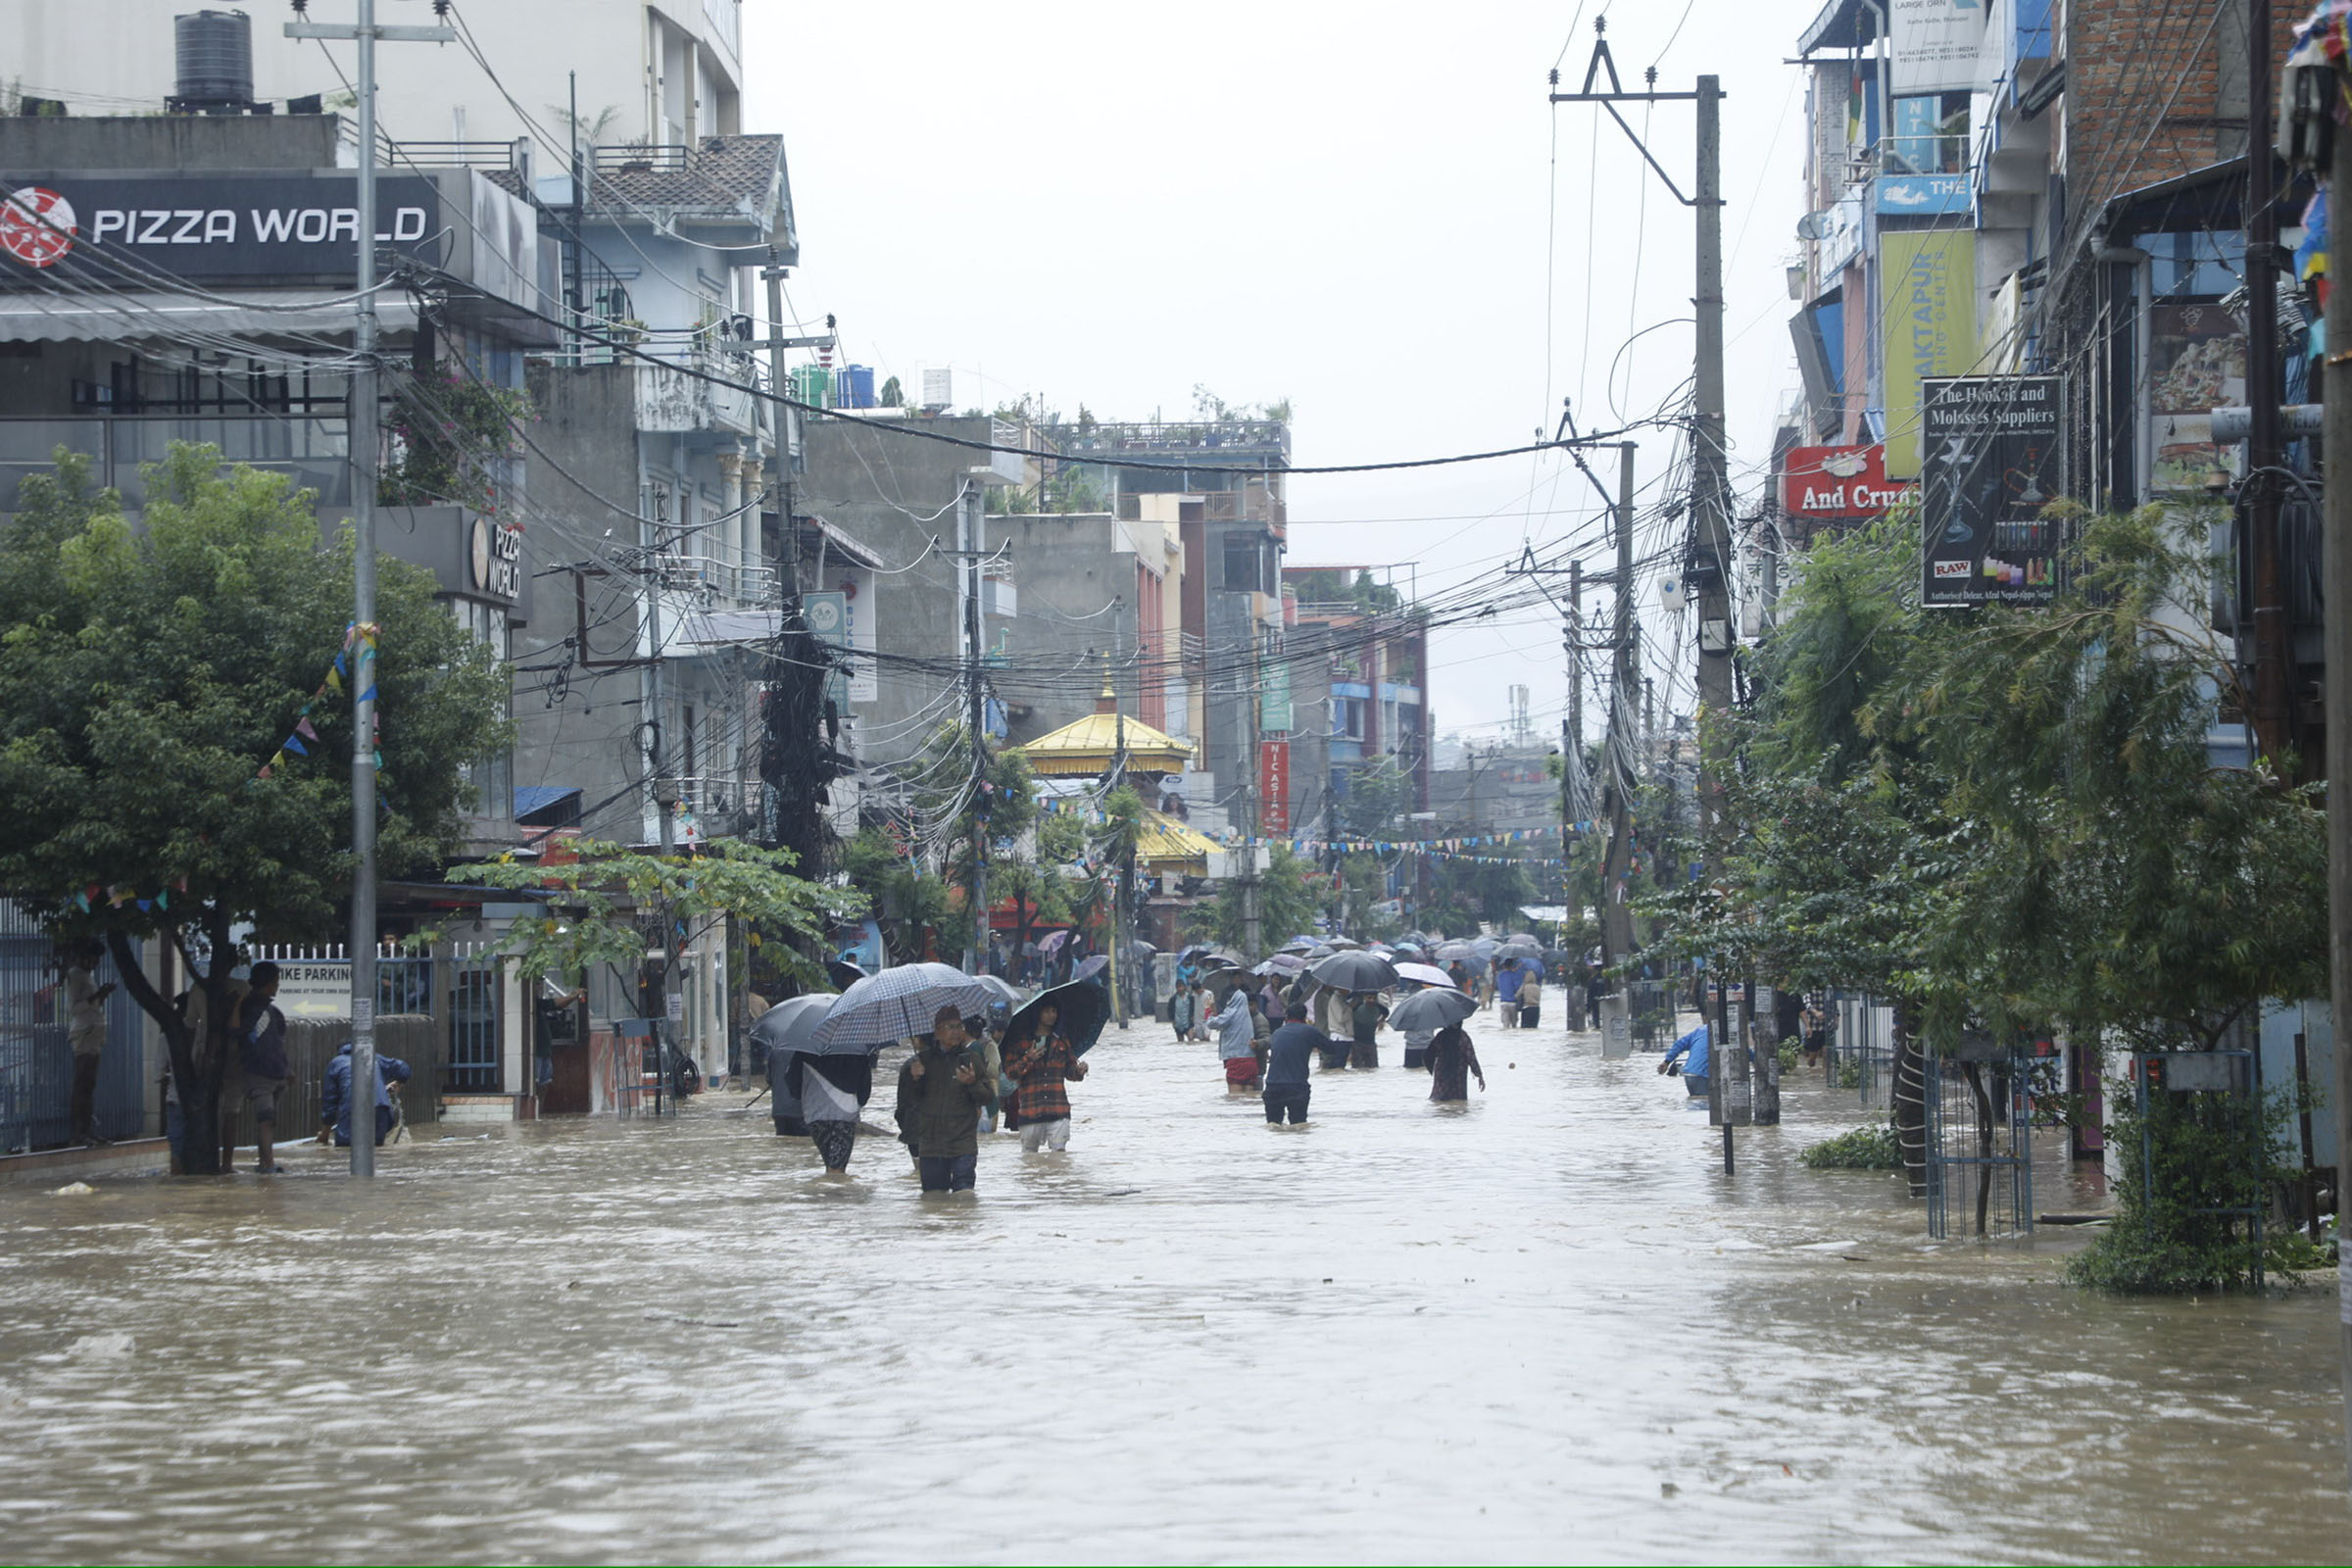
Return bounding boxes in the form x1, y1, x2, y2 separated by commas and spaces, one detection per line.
1659, 1022, 1710, 1098
319, 1040, 414, 1148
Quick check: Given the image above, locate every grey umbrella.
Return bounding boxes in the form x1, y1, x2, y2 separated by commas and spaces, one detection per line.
750, 993, 836, 1056
972, 974, 1028, 1007
1390, 987, 1478, 1032
1499, 940, 1544, 961
1433, 941, 1478, 961
808, 963, 997, 1052
1308, 950, 1398, 992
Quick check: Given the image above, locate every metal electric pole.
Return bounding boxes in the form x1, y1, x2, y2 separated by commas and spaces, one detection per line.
286, 0, 452, 1176
2323, 53, 2352, 1493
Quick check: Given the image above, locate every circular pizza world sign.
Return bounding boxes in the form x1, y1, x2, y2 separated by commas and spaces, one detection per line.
0, 186, 77, 268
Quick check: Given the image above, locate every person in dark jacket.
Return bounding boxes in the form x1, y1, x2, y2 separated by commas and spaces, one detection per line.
1262, 1002, 1327, 1125
319, 1039, 413, 1149
1428, 1023, 1485, 1102
1348, 991, 1389, 1069
895, 1006, 991, 1194
237, 962, 292, 1173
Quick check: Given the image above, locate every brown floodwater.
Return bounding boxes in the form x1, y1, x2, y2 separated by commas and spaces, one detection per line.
1, 1007, 2344, 1564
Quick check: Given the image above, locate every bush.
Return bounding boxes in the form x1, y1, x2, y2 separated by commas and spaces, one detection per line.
1831, 1057, 1862, 1091
1801, 1123, 1900, 1169
2066, 1085, 2317, 1295
1776, 1035, 1802, 1071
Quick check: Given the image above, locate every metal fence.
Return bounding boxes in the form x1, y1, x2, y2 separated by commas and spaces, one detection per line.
1925, 1043, 2035, 1240
0, 904, 149, 1153
1830, 993, 1899, 1110
1628, 979, 1675, 1052
251, 941, 506, 1096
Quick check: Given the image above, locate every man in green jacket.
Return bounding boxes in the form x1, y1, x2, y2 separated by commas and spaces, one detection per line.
898, 1005, 992, 1194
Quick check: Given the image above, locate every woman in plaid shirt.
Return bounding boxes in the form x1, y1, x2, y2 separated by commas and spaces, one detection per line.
1003, 1002, 1089, 1153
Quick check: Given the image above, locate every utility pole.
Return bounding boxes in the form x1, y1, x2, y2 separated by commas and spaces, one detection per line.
287, 0, 452, 1177
1563, 558, 1583, 851
1239, 631, 1262, 956
1110, 604, 1130, 1026
2322, 56, 2352, 1493
961, 479, 989, 974
1552, 26, 1738, 1160
1599, 444, 1639, 971
2246, 0, 2294, 768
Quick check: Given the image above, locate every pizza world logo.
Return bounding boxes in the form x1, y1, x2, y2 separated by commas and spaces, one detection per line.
0, 186, 76, 268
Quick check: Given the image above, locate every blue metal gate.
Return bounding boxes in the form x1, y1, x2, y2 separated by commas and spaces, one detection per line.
0, 903, 149, 1152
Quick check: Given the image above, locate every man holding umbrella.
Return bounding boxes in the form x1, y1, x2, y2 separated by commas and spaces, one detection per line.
900, 1006, 992, 1193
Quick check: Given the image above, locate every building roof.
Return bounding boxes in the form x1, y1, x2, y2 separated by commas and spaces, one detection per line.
1136, 808, 1218, 870
1011, 701, 1195, 777
1796, 0, 1881, 55
490, 133, 797, 260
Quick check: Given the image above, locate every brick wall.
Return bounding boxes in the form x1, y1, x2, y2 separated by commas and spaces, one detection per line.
2065, 0, 2294, 221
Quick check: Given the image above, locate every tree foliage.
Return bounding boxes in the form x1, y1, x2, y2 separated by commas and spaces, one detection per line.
0, 445, 512, 1171
446, 838, 856, 990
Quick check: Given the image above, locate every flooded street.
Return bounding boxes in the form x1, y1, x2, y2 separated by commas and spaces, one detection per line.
2, 1009, 2344, 1565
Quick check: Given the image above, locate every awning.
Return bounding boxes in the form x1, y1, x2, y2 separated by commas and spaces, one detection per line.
0, 288, 420, 343
514, 784, 581, 824
1795, 0, 1881, 56
1136, 808, 1218, 872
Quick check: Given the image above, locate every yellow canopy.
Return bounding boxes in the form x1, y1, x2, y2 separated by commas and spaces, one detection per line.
1011, 702, 1194, 778
1136, 808, 1218, 872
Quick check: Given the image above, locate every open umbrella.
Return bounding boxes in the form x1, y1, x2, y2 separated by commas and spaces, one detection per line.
1262, 952, 1309, 972
1391, 986, 1478, 1032
1282, 935, 1321, 951
1505, 932, 1539, 945
1005, 979, 1111, 1056
1309, 950, 1398, 992
751, 993, 837, 1056
1394, 960, 1456, 989
1470, 936, 1500, 956
825, 957, 867, 992
1321, 937, 1364, 951
972, 974, 1028, 1007
1499, 940, 1544, 961
1393, 942, 1425, 957
1071, 953, 1110, 984
808, 962, 997, 1053
1432, 940, 1478, 961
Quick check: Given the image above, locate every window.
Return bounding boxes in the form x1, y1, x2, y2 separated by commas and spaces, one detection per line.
1889, 92, 1969, 175
1221, 531, 1267, 594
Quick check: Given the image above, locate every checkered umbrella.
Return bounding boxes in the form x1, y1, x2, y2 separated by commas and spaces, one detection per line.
808, 963, 997, 1053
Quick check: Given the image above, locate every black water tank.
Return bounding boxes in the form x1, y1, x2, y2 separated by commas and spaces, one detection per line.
174, 10, 254, 110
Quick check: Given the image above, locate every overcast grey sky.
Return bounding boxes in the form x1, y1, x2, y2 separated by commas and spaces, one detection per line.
749, 1, 1824, 746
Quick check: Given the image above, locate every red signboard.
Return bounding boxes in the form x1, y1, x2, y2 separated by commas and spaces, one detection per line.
1781, 445, 1915, 519
1258, 740, 1290, 835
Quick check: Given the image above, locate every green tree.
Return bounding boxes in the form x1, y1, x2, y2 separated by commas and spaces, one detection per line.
446, 838, 855, 992
844, 826, 956, 963
1186, 844, 1320, 953
0, 446, 512, 1172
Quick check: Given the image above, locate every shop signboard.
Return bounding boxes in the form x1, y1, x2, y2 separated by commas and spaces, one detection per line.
1879, 229, 1979, 478
1781, 445, 1915, 519
0, 173, 443, 285
1259, 740, 1290, 835
1920, 374, 2065, 607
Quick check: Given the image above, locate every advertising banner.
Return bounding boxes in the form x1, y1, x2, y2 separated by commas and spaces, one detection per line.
1259, 740, 1291, 836
1782, 445, 1915, 519
2147, 301, 2243, 496
0, 173, 443, 285
1880, 229, 1980, 478
1920, 374, 2065, 607
1258, 649, 1293, 732
1889, 0, 1989, 94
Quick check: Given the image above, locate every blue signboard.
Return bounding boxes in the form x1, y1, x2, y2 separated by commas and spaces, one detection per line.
1875, 174, 1972, 216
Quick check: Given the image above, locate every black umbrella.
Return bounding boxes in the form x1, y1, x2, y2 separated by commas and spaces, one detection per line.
825, 956, 867, 992
1391, 987, 1477, 1032
1308, 950, 1399, 992
1005, 980, 1111, 1056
